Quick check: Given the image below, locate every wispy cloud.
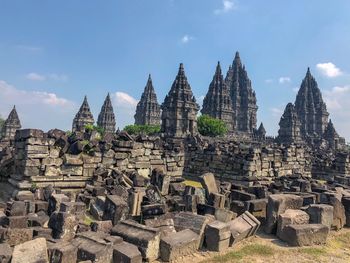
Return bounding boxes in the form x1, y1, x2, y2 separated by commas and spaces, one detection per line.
26, 72, 46, 81
316, 62, 343, 78
270, 107, 283, 117
279, 77, 291, 84
214, 0, 237, 15
181, 35, 194, 44
111, 92, 139, 129
0, 80, 75, 130
15, 45, 43, 52
26, 72, 69, 82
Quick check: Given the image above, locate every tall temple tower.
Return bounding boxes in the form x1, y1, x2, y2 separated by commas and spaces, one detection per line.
134, 74, 161, 126
72, 96, 95, 132
225, 52, 258, 133
277, 103, 302, 144
1, 105, 21, 140
294, 68, 329, 139
97, 93, 116, 133
161, 63, 199, 138
201, 62, 234, 132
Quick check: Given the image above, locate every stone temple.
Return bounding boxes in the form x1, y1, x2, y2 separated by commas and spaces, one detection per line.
72, 96, 95, 132
97, 93, 116, 133
0, 53, 350, 262
202, 62, 234, 132
0, 105, 21, 141
295, 68, 329, 141
161, 63, 199, 138
134, 74, 161, 126
225, 52, 258, 133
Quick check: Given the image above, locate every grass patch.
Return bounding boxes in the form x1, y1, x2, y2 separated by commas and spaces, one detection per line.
298, 247, 326, 257
207, 244, 275, 262
184, 180, 203, 188
83, 215, 95, 226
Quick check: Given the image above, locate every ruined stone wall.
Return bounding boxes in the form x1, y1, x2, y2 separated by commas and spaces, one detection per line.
183, 140, 312, 182
0, 129, 349, 191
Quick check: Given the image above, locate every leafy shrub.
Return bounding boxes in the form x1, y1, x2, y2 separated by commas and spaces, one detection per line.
197, 115, 228, 137
84, 124, 105, 136
123, 124, 161, 135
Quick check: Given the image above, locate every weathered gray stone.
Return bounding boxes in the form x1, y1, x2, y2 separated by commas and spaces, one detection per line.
113, 241, 142, 263
306, 204, 333, 229
277, 209, 310, 240
228, 211, 260, 246
205, 220, 230, 252
265, 194, 303, 234
103, 195, 129, 225
12, 237, 48, 263
280, 224, 329, 246
0, 243, 12, 263
160, 229, 199, 262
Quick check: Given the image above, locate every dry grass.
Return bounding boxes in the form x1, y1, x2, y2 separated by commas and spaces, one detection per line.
184, 180, 203, 188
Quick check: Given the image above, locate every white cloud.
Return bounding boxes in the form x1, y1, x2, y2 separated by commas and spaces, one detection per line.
26, 72, 69, 82
26, 72, 46, 81
270, 107, 283, 117
279, 77, 291, 84
111, 92, 139, 129
181, 35, 194, 44
316, 62, 343, 78
214, 0, 237, 15
0, 80, 75, 131
323, 85, 350, 141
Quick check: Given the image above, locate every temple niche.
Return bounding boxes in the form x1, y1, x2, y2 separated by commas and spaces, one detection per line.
1, 106, 21, 141
202, 62, 234, 132
97, 93, 116, 133
134, 74, 161, 126
161, 63, 199, 138
225, 52, 258, 134
72, 96, 95, 132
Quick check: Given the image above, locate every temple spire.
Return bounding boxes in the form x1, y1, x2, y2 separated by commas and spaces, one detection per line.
161, 63, 199, 137
97, 93, 116, 133
72, 96, 94, 132
277, 103, 302, 144
202, 61, 234, 132
134, 74, 161, 125
1, 105, 21, 140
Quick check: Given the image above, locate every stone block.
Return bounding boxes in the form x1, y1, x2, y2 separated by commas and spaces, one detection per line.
306, 204, 333, 229
103, 195, 129, 225
265, 194, 303, 234
173, 212, 213, 248
160, 229, 199, 262
200, 172, 218, 199
280, 224, 329, 246
113, 241, 142, 263
277, 209, 310, 239
342, 197, 350, 227
144, 218, 176, 238
321, 192, 346, 230
0, 243, 12, 263
2, 228, 33, 246
91, 220, 113, 233
111, 220, 160, 261
214, 208, 236, 223
48, 241, 78, 263
48, 194, 70, 215
6, 201, 26, 216
48, 212, 77, 240
205, 220, 230, 252
12, 237, 48, 263
228, 211, 260, 246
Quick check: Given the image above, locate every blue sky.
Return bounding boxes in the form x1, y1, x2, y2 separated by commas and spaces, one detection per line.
0, 0, 350, 140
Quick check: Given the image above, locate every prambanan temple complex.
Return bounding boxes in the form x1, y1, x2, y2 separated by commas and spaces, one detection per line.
0, 52, 349, 262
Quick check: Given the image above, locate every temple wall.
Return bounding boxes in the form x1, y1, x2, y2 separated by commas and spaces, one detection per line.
0, 129, 348, 191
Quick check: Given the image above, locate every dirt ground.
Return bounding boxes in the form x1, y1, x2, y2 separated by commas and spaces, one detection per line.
159, 228, 350, 263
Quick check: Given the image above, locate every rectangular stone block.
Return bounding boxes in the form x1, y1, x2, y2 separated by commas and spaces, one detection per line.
205, 220, 230, 252
113, 241, 142, 263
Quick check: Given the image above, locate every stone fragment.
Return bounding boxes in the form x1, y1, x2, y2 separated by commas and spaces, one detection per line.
265, 194, 303, 234
280, 224, 329, 246
160, 229, 199, 262
111, 220, 160, 261
277, 209, 310, 239
91, 220, 113, 233
48, 241, 78, 263
12, 237, 48, 263
306, 204, 334, 229
48, 212, 77, 240
228, 211, 260, 246
0, 243, 12, 263
113, 241, 142, 263
200, 172, 218, 199
103, 195, 129, 225
48, 194, 70, 215
205, 220, 230, 252
2, 228, 33, 246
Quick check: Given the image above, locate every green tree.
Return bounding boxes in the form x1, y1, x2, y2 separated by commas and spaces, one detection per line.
123, 124, 161, 135
197, 115, 228, 137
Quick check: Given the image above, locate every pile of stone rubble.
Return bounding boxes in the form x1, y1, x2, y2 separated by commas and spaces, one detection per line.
1, 171, 350, 263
